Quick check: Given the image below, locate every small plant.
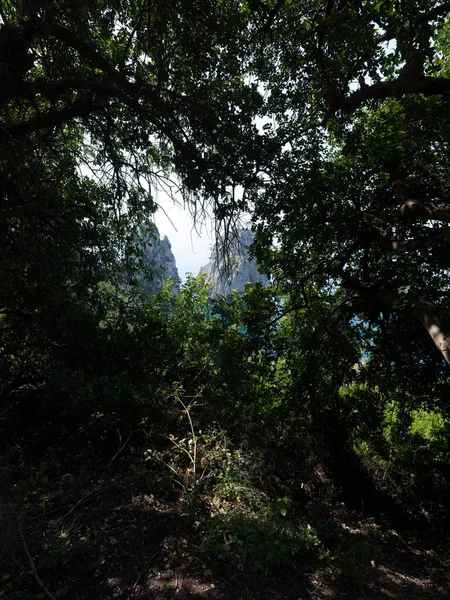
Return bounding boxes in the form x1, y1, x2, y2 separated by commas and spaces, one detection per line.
162, 583, 176, 598
334, 538, 372, 582
313, 516, 342, 543
145, 391, 224, 510
40, 521, 91, 575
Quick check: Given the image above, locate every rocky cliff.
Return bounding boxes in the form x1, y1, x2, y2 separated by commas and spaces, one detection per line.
199, 230, 269, 298
139, 227, 180, 293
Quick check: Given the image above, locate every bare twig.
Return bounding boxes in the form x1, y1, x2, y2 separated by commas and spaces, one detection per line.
57, 488, 104, 522
19, 517, 57, 600
191, 364, 208, 384
107, 430, 132, 468
153, 202, 179, 233
132, 549, 160, 591
121, 2, 146, 65
30, 503, 72, 522
267, 302, 306, 328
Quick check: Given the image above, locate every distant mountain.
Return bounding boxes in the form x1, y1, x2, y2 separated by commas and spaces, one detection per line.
138, 227, 180, 293
199, 230, 269, 298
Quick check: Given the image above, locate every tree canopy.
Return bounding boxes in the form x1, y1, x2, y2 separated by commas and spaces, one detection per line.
247, 0, 450, 367
2, 0, 450, 414
2, 3, 450, 594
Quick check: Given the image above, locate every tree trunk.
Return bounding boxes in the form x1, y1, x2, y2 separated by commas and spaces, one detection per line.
414, 301, 450, 366
341, 273, 450, 366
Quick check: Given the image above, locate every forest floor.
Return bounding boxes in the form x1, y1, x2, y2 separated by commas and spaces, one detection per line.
1, 467, 449, 600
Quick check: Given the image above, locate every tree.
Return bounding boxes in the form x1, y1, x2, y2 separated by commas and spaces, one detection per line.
2, 0, 450, 533
242, 1, 450, 372
0, 0, 263, 209
3, 1, 450, 364
0, 0, 262, 438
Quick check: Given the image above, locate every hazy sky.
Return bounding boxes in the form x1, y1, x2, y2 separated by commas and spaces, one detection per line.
153, 197, 214, 281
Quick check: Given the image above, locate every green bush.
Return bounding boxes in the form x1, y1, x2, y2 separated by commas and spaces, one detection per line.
202, 505, 326, 575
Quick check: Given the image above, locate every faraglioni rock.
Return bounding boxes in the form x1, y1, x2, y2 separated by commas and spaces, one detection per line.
138, 226, 180, 293
199, 230, 269, 298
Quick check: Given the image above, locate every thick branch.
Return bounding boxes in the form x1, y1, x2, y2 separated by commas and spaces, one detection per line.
49, 23, 168, 111
111, 87, 207, 171
0, 203, 64, 224
47, 24, 208, 173
340, 75, 450, 113
17, 78, 172, 135
367, 227, 444, 252
32, 78, 122, 98
400, 200, 450, 223
3, 98, 96, 136
51, 23, 136, 93
2, 22, 208, 177
121, 3, 146, 65
340, 273, 397, 313
341, 273, 450, 366
416, 1, 450, 25
249, 0, 286, 44
326, 4, 450, 116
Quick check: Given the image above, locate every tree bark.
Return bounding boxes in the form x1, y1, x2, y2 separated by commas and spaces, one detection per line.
340, 76, 450, 114
365, 226, 444, 252
341, 273, 450, 366
399, 200, 450, 223
414, 302, 450, 366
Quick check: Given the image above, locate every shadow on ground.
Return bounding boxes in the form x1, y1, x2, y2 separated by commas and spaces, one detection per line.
2, 482, 449, 600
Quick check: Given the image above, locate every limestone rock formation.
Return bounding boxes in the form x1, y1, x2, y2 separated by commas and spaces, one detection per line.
139, 227, 180, 293
200, 230, 269, 298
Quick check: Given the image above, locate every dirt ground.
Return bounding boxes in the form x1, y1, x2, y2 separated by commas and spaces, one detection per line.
1, 481, 449, 600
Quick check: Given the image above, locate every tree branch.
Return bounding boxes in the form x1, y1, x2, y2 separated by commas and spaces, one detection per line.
47, 24, 209, 174
416, 2, 450, 25
377, 2, 450, 44
31, 78, 123, 98
249, 0, 286, 44
340, 75, 450, 113
341, 272, 450, 366
49, 22, 169, 111
414, 301, 450, 365
1, 203, 65, 224
121, 2, 146, 65
50, 23, 137, 94
400, 200, 450, 223
3, 98, 96, 136
366, 226, 444, 252
19, 517, 58, 600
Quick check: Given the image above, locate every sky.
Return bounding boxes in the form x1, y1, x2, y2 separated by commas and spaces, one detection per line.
78, 161, 215, 281
153, 196, 215, 281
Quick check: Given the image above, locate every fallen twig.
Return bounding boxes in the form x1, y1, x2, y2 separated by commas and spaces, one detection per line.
30, 503, 72, 522
132, 549, 160, 591
19, 516, 57, 600
57, 487, 105, 522
107, 430, 132, 468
